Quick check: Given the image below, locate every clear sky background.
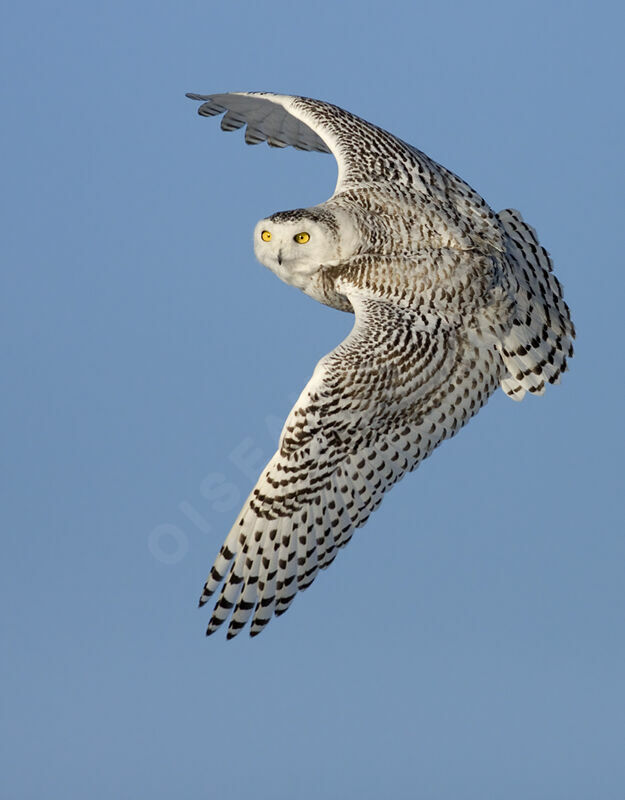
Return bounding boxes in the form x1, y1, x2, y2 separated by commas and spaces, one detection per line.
2, 1, 624, 798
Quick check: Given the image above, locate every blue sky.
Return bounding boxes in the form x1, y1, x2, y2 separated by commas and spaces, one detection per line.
2, 1, 624, 798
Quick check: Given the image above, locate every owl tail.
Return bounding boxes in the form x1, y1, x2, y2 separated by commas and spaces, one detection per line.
496, 208, 575, 400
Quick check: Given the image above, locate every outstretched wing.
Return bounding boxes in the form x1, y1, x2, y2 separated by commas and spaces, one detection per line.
186, 91, 501, 244
200, 277, 505, 638
186, 90, 394, 192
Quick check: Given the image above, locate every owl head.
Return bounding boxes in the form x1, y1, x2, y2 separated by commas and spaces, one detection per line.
253, 207, 359, 289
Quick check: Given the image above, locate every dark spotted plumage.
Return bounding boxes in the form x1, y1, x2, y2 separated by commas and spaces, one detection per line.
186, 91, 575, 638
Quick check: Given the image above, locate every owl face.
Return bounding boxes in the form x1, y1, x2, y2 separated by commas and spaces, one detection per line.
253, 208, 358, 290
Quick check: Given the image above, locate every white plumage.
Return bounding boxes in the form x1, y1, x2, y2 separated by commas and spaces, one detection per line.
186, 91, 575, 638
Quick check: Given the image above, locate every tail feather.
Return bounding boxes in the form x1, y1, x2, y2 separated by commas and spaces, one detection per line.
497, 209, 575, 400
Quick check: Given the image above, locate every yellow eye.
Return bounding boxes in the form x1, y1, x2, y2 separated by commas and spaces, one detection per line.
261, 230, 272, 242
294, 232, 310, 244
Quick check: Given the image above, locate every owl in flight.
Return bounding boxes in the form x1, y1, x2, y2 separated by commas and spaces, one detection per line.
186, 91, 574, 639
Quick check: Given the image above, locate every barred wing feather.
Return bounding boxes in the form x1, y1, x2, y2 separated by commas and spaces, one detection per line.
200, 280, 504, 638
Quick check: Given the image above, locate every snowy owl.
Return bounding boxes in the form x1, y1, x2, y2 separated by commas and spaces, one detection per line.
186, 91, 574, 639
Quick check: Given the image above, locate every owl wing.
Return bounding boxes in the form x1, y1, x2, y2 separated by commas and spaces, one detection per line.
201, 271, 504, 638
185, 91, 495, 227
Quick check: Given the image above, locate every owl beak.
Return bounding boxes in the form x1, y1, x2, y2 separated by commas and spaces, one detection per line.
277, 249, 283, 266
